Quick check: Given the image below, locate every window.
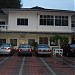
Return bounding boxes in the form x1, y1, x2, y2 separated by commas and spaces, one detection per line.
17, 18, 28, 25
71, 21, 75, 27
40, 15, 68, 26
39, 37, 48, 44
28, 39, 35, 46
10, 39, 17, 46
55, 16, 61, 26
55, 16, 68, 26
0, 39, 6, 43
62, 16, 68, 26
0, 21, 5, 25
71, 16, 75, 27
40, 15, 54, 26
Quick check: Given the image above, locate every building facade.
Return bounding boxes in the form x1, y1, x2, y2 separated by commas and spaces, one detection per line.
0, 6, 75, 49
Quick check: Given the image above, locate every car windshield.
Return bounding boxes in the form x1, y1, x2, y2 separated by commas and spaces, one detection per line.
19, 44, 31, 48
38, 44, 49, 48
70, 44, 75, 48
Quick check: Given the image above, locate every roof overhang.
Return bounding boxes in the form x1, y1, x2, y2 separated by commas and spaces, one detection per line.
0, 31, 73, 35
1, 6, 75, 15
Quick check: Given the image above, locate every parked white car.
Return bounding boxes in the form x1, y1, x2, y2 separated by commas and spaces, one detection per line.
36, 44, 52, 56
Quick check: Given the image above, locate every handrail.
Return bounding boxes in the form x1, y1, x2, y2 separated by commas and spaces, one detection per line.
0, 25, 8, 30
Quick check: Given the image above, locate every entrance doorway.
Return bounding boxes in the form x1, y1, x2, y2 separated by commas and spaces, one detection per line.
19, 39, 26, 44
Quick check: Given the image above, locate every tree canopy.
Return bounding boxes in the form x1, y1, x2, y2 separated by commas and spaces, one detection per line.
50, 35, 68, 43
50, 35, 69, 48
0, 0, 22, 8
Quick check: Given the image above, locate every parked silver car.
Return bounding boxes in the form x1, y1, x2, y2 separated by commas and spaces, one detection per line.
36, 44, 52, 56
18, 44, 32, 56
0, 43, 15, 55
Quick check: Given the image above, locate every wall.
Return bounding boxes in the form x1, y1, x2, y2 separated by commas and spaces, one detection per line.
7, 11, 72, 33
8, 11, 38, 32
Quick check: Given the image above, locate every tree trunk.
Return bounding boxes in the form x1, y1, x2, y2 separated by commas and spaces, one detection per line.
58, 39, 60, 49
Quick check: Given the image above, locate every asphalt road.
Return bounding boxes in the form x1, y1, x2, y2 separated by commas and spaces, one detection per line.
0, 54, 75, 75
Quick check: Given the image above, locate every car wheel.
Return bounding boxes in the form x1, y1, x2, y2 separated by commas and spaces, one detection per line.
9, 52, 14, 56
18, 53, 21, 56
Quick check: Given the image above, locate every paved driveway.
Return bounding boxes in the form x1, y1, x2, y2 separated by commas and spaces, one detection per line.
0, 54, 75, 75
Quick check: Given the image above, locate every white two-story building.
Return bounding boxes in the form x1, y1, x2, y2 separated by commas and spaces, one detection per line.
0, 6, 75, 49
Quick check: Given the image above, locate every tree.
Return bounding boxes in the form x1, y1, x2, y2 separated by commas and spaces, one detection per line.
50, 35, 69, 49
0, 0, 22, 8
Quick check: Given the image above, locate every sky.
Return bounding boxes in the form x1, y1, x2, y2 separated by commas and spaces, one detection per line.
22, 0, 75, 10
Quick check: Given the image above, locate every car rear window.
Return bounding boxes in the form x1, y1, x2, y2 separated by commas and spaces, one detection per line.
19, 44, 31, 48
1, 44, 10, 47
38, 45, 49, 48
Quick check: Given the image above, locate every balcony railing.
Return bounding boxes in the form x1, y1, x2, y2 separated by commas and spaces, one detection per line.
0, 25, 8, 31
71, 27, 75, 32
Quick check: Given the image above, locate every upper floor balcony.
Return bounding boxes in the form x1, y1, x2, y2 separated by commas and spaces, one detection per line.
0, 25, 8, 31
0, 24, 74, 34
71, 27, 75, 32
